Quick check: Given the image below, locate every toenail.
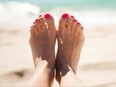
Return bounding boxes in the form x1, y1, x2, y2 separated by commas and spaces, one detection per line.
71, 15, 75, 18
35, 19, 39, 22
44, 13, 51, 19
73, 19, 77, 22
39, 15, 42, 17
62, 13, 69, 19
77, 22, 80, 24
33, 22, 35, 24
81, 26, 84, 29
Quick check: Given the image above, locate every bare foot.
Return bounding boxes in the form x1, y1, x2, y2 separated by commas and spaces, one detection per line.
56, 14, 85, 83
29, 14, 56, 86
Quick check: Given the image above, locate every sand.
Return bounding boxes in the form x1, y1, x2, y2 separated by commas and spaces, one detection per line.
0, 24, 116, 86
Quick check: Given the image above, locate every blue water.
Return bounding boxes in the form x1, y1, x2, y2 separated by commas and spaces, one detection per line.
0, 0, 116, 10
0, 0, 116, 28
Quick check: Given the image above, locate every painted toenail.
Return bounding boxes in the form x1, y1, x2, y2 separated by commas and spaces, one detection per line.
77, 22, 80, 24
39, 15, 42, 17
73, 19, 77, 22
62, 13, 69, 19
33, 22, 35, 24
81, 26, 84, 29
71, 16, 75, 18
44, 13, 51, 19
35, 19, 39, 22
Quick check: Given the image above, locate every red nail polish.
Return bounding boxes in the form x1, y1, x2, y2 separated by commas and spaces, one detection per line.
73, 19, 77, 22
71, 16, 75, 18
33, 22, 35, 24
39, 15, 42, 17
62, 13, 69, 19
44, 13, 51, 19
77, 22, 80, 24
35, 19, 39, 22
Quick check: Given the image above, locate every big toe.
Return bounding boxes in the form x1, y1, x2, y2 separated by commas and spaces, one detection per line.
44, 13, 56, 30
59, 13, 69, 30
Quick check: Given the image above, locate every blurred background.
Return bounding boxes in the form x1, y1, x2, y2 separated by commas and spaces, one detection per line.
0, 0, 116, 86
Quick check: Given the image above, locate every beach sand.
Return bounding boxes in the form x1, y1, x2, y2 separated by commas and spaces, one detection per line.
0, 24, 116, 86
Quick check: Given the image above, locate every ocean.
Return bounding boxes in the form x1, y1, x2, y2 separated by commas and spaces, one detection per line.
1, 0, 116, 10
0, 0, 116, 28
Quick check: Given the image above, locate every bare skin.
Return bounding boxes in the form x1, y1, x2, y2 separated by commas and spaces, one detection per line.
29, 13, 85, 86
29, 14, 56, 87
56, 14, 85, 86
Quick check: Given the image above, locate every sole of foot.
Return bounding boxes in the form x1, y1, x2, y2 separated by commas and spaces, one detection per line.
56, 13, 85, 83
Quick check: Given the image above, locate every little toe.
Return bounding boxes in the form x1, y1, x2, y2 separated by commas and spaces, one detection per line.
78, 27, 84, 36
30, 27, 35, 36
30, 25, 38, 36
74, 22, 82, 33
59, 13, 69, 31
78, 27, 85, 43
44, 13, 55, 30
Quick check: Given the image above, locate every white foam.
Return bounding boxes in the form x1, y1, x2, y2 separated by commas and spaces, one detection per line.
0, 2, 40, 16
49, 7, 116, 26
0, 3, 116, 29
0, 2, 40, 29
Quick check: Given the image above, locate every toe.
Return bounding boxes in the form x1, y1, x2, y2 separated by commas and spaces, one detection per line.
34, 19, 42, 31
59, 13, 69, 30
38, 17, 47, 30
78, 27, 84, 36
72, 19, 77, 32
67, 17, 74, 30
44, 13, 55, 30
78, 27, 85, 43
74, 22, 81, 33
31, 25, 39, 35
30, 26, 35, 36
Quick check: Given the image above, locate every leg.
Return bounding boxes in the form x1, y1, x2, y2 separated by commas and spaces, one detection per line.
56, 14, 85, 86
29, 13, 56, 87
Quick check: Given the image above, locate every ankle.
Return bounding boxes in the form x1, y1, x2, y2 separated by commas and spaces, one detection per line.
56, 61, 74, 76
35, 60, 54, 74
56, 63, 76, 84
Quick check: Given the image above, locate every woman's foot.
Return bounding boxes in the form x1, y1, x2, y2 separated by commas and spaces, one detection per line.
56, 14, 85, 84
29, 13, 56, 86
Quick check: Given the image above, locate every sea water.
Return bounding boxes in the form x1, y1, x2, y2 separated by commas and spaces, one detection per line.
0, 0, 116, 29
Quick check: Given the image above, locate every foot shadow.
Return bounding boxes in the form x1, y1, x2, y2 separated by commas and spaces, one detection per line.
0, 69, 33, 85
